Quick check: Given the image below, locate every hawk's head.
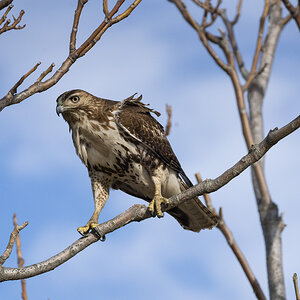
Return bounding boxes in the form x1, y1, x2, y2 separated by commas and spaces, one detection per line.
56, 89, 95, 123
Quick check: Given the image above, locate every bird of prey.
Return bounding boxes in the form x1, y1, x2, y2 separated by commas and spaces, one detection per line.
56, 90, 217, 235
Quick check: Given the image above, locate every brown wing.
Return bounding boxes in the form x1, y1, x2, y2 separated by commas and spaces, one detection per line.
114, 94, 193, 186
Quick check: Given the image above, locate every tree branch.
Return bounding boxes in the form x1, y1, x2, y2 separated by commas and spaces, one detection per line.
0, 114, 298, 282
293, 273, 300, 300
0, 0, 142, 112
282, 0, 300, 30
13, 214, 28, 300
195, 173, 267, 300
219, 8, 249, 80
243, 0, 269, 91
164, 104, 172, 136
0, 221, 28, 266
0, 7, 25, 35
169, 0, 230, 73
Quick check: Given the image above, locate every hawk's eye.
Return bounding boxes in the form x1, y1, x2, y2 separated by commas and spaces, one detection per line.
70, 95, 80, 103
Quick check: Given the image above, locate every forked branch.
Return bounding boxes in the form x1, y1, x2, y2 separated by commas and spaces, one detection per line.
0, 220, 28, 266
282, 0, 300, 29
0, 0, 142, 112
0, 114, 298, 282
0, 5, 25, 35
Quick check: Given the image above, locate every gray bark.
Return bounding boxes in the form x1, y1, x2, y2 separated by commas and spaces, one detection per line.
247, 3, 286, 300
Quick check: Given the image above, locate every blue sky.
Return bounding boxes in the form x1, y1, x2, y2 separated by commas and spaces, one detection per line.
0, 1, 299, 299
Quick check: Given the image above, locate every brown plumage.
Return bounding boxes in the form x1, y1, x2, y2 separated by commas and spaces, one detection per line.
56, 89, 218, 234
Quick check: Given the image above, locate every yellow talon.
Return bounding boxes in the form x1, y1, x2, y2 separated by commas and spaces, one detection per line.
148, 195, 169, 218
77, 221, 99, 235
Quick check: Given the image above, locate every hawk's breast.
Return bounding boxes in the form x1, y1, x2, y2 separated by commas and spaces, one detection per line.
72, 115, 168, 200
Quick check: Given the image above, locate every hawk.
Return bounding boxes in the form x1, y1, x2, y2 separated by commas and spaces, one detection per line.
56, 90, 217, 235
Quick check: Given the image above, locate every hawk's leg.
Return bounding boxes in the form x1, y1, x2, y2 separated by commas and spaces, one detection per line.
148, 167, 169, 218
77, 171, 110, 235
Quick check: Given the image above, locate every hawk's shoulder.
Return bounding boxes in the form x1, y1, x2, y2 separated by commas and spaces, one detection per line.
113, 94, 192, 185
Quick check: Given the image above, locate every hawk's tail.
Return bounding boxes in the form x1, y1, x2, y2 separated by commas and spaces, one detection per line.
168, 179, 218, 232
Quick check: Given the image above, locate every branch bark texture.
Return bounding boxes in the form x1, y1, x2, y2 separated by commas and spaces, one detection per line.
248, 4, 287, 299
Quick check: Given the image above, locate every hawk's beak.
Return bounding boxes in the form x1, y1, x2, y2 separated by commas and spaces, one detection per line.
56, 104, 65, 116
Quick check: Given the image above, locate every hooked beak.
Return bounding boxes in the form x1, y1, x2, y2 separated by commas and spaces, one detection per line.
56, 104, 65, 116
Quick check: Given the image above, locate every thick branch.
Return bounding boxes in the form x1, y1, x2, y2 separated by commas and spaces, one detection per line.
247, 4, 287, 299
0, 115, 298, 282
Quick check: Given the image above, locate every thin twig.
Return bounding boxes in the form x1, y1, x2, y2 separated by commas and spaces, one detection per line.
195, 173, 267, 300
0, 3, 12, 25
243, 0, 269, 91
170, 0, 230, 73
13, 214, 28, 300
219, 9, 249, 79
9, 62, 41, 95
0, 221, 28, 266
282, 0, 300, 30
69, 0, 88, 54
165, 104, 172, 136
103, 0, 109, 16
232, 0, 242, 25
0, 114, 298, 282
0, 9, 25, 35
293, 273, 300, 300
36, 63, 55, 82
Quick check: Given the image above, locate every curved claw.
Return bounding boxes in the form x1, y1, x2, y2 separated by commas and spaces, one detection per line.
148, 195, 169, 218
77, 221, 99, 236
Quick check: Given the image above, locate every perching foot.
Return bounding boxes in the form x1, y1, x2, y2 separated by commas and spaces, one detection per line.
148, 195, 169, 218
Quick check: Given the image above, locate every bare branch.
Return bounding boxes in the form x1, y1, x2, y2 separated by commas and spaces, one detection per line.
0, 115, 298, 282
9, 62, 41, 95
69, 0, 88, 54
282, 0, 300, 30
195, 173, 267, 300
13, 214, 28, 300
293, 273, 300, 300
219, 9, 249, 79
103, 0, 109, 16
0, 3, 12, 25
0, 0, 142, 112
0, 8, 25, 35
36, 63, 55, 82
169, 0, 230, 73
232, 0, 242, 25
0, 221, 28, 266
164, 104, 172, 136
243, 0, 269, 91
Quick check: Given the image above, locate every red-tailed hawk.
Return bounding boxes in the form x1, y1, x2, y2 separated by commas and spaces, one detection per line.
56, 90, 217, 235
